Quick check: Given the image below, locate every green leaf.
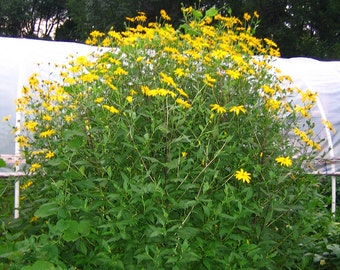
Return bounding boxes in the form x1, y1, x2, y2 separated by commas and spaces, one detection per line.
46, 158, 63, 167
101, 239, 111, 254
21, 260, 56, 270
192, 9, 203, 20
68, 136, 84, 149
205, 7, 218, 18
106, 166, 112, 178
35, 202, 59, 218
78, 220, 91, 236
327, 244, 340, 257
0, 158, 6, 167
55, 219, 70, 232
63, 220, 79, 242
63, 129, 84, 140
179, 23, 190, 34
77, 240, 88, 255
134, 253, 152, 262
177, 227, 200, 238
149, 226, 163, 238
170, 135, 191, 144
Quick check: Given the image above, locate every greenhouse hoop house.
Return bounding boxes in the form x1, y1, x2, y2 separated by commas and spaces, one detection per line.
0, 37, 339, 218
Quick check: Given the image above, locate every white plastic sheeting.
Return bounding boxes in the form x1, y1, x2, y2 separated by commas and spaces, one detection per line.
273, 57, 340, 175
273, 57, 340, 215
0, 37, 339, 216
0, 37, 97, 155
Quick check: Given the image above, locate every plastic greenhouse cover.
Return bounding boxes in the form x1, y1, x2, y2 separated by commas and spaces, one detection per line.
1, 37, 340, 173
0, 37, 97, 156
273, 57, 340, 174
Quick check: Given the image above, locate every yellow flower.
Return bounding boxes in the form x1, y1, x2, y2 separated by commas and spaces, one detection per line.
204, 16, 213, 24
210, 104, 226, 114
30, 216, 39, 223
153, 88, 176, 98
20, 180, 33, 190
43, 115, 52, 121
294, 105, 310, 118
301, 89, 317, 103
126, 96, 133, 103
160, 72, 177, 88
64, 77, 77, 85
266, 99, 281, 111
29, 163, 41, 173
45, 151, 55, 159
2, 115, 10, 121
89, 30, 104, 38
181, 6, 193, 15
211, 49, 227, 60
136, 56, 144, 62
28, 73, 39, 89
114, 67, 128, 76
229, 105, 246, 115
135, 12, 147, 22
174, 68, 185, 78
322, 119, 336, 133
141, 85, 151, 96
103, 105, 119, 114
243, 13, 251, 21
75, 56, 91, 66
106, 81, 118, 91
175, 87, 189, 98
130, 89, 138, 95
181, 151, 187, 158
203, 74, 216, 87
24, 121, 38, 132
31, 150, 46, 156
313, 142, 322, 151
126, 16, 135, 22
102, 37, 111, 47
262, 85, 276, 96
22, 86, 29, 94
94, 97, 104, 103
235, 169, 251, 184
39, 129, 56, 138
225, 69, 241, 79
79, 72, 99, 83
176, 98, 191, 109
253, 11, 259, 19
264, 38, 278, 48
160, 9, 171, 21
275, 156, 292, 167
15, 135, 30, 147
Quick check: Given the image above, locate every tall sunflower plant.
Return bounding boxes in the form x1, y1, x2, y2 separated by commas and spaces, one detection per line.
3, 6, 335, 269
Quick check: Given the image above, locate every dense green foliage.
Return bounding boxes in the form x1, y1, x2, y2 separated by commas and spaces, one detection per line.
0, 0, 339, 59
1, 7, 339, 269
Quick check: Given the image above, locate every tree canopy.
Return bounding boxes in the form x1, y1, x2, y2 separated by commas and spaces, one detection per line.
0, 0, 339, 59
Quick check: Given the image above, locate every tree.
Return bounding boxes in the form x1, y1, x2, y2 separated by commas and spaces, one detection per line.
0, 0, 67, 39
58, 0, 200, 41
224, 0, 340, 59
1, 0, 339, 59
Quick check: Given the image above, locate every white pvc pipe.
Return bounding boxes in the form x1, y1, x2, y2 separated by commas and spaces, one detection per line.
14, 179, 20, 219
14, 54, 25, 219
